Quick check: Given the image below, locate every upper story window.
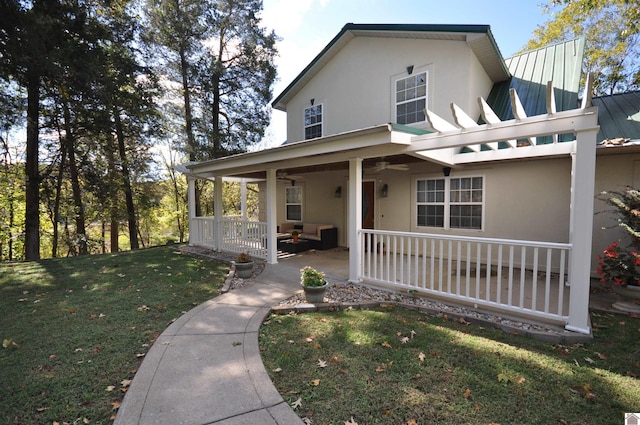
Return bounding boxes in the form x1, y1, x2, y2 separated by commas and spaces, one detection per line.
395, 71, 427, 125
416, 176, 484, 230
304, 104, 322, 140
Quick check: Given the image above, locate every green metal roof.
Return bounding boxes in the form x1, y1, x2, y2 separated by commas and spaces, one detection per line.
592, 91, 640, 142
485, 37, 585, 120
272, 23, 509, 111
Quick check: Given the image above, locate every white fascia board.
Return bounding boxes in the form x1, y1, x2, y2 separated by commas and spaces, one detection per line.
407, 107, 599, 153
184, 124, 413, 176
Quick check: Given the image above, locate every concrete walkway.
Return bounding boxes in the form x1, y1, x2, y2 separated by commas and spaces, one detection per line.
114, 262, 306, 425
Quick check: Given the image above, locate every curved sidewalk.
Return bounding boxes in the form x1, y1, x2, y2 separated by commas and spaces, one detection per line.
114, 262, 306, 425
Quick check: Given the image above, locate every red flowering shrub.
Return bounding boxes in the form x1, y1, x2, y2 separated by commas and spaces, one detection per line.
597, 242, 640, 286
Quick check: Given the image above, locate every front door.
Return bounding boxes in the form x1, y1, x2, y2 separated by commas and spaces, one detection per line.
362, 181, 375, 229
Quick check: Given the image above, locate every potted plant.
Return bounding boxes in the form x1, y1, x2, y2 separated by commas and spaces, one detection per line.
291, 230, 300, 243
300, 266, 327, 303
234, 252, 254, 279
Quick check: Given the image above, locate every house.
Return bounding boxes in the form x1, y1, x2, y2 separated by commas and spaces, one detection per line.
181, 23, 640, 335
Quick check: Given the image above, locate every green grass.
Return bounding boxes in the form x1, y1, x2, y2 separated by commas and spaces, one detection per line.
260, 306, 640, 425
0, 246, 228, 424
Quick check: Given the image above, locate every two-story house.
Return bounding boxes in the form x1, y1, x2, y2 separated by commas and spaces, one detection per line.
181, 23, 640, 335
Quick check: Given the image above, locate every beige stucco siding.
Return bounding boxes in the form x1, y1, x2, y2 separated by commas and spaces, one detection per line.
284, 37, 494, 143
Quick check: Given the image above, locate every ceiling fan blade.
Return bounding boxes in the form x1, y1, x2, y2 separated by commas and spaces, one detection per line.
387, 164, 409, 171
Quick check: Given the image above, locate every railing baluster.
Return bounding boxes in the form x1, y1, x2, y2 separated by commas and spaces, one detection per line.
496, 245, 503, 304
544, 248, 552, 313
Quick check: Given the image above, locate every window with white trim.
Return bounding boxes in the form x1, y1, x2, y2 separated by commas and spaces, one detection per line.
285, 186, 303, 221
395, 71, 427, 125
416, 176, 484, 229
304, 104, 322, 139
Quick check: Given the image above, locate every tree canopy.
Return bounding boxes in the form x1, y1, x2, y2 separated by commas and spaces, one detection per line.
523, 0, 640, 96
0, 0, 277, 260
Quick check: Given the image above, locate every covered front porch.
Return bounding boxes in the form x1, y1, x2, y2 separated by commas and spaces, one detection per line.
181, 83, 599, 334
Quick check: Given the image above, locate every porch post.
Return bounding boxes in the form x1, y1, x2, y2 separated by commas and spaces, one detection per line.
188, 176, 196, 246
214, 176, 223, 251
566, 128, 598, 334
240, 178, 248, 240
348, 158, 363, 283
265, 169, 278, 264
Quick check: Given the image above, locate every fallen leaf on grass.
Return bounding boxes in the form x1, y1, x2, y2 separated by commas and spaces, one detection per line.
418, 352, 426, 362
595, 352, 608, 360
407, 420, 418, 425
381, 341, 392, 348
317, 359, 327, 368
272, 367, 282, 373
344, 417, 358, 425
291, 397, 302, 410
311, 379, 320, 386
463, 388, 471, 399
400, 336, 410, 344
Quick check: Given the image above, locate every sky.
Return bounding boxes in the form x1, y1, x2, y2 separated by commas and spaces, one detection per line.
257, 0, 552, 149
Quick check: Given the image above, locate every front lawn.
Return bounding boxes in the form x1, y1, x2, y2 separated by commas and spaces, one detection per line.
0, 246, 228, 424
260, 306, 640, 425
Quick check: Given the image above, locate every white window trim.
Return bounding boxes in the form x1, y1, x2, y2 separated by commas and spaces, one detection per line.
414, 174, 485, 231
303, 103, 323, 140
391, 64, 433, 129
285, 185, 303, 222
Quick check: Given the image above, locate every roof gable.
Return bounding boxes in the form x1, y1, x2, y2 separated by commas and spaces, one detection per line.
272, 23, 510, 111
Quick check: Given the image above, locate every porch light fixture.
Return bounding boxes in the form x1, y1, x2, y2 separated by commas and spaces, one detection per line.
407, 65, 414, 75
443, 167, 452, 177
335, 186, 342, 198
310, 98, 315, 105
381, 184, 388, 197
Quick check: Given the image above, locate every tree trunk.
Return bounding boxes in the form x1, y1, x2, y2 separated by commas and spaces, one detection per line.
62, 100, 88, 255
179, 44, 201, 217
113, 107, 139, 250
51, 145, 67, 258
24, 71, 40, 260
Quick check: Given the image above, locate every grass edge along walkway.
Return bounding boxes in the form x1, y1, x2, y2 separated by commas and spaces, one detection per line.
0, 245, 229, 425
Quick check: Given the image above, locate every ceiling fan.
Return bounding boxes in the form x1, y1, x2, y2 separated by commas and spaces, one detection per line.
276, 171, 303, 185
370, 159, 410, 172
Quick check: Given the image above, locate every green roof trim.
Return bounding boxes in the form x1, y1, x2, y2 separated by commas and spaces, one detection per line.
272, 23, 507, 111
389, 122, 432, 136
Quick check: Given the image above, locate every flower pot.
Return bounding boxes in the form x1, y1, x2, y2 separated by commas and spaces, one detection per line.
234, 261, 254, 279
611, 284, 640, 313
303, 284, 327, 303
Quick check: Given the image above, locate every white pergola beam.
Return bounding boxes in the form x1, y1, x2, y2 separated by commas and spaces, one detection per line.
425, 108, 459, 133
510, 88, 536, 146
478, 96, 513, 149
407, 107, 599, 154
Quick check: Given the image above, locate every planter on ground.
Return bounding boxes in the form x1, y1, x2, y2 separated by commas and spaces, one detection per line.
611, 284, 640, 313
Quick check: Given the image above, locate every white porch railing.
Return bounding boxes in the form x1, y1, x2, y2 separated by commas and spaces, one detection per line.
190, 217, 268, 259
360, 229, 571, 324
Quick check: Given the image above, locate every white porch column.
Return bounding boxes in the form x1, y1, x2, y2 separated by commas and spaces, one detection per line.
266, 169, 278, 264
240, 178, 248, 240
348, 158, 363, 282
566, 128, 598, 334
187, 176, 196, 246
214, 176, 223, 251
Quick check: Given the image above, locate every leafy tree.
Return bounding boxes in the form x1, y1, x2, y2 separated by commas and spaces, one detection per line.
194, 0, 278, 159
523, 0, 640, 96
